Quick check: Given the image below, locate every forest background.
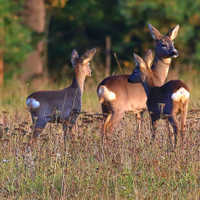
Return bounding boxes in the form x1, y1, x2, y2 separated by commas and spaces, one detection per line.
1, 0, 200, 112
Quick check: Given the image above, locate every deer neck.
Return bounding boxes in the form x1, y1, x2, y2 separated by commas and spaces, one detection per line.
73, 72, 86, 96
151, 56, 171, 86
141, 75, 156, 97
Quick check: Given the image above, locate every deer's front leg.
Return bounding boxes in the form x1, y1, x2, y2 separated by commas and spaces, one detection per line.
62, 109, 80, 142
150, 117, 158, 145
62, 120, 70, 143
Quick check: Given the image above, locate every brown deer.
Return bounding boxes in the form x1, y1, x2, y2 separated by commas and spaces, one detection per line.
128, 50, 190, 148
26, 48, 96, 143
97, 23, 179, 139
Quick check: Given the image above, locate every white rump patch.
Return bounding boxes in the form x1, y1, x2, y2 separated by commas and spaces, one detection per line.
98, 86, 116, 103
171, 87, 190, 102
26, 98, 40, 111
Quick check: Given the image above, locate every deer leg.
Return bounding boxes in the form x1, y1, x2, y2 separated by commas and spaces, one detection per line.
136, 111, 144, 134
68, 123, 76, 141
62, 121, 71, 143
166, 119, 173, 146
168, 116, 179, 149
30, 118, 46, 144
180, 100, 188, 141
101, 103, 111, 141
103, 113, 112, 141
103, 110, 124, 141
62, 109, 80, 142
101, 103, 111, 120
150, 119, 158, 144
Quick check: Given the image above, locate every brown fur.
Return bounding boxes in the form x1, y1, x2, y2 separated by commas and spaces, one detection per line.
128, 50, 190, 148
97, 24, 179, 140
27, 48, 96, 144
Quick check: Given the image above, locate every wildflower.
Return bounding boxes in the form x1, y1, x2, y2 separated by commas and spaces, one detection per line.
160, 156, 165, 160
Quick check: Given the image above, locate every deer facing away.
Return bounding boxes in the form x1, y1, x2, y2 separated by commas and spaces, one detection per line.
26, 48, 96, 143
97, 23, 179, 139
128, 50, 190, 148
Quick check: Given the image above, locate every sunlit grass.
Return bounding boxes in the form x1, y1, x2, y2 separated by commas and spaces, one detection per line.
0, 103, 200, 199
0, 72, 200, 199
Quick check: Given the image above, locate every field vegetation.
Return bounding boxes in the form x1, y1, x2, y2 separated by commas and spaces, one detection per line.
0, 77, 200, 199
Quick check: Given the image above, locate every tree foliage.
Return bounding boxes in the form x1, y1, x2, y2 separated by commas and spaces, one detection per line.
47, 0, 200, 77
0, 0, 32, 66
2, 0, 200, 81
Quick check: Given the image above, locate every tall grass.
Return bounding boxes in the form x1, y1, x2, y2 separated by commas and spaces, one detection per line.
0, 73, 200, 199
0, 104, 200, 199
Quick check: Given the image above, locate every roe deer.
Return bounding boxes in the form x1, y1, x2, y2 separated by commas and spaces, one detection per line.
26, 48, 96, 143
128, 50, 189, 148
97, 23, 179, 139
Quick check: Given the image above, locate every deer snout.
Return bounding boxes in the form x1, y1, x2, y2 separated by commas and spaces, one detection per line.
170, 49, 179, 58
88, 70, 92, 76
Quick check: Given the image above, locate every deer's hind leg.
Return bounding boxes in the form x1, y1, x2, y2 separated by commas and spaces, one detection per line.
168, 114, 179, 149
180, 100, 189, 141
101, 102, 111, 140
101, 102, 111, 120
30, 117, 47, 144
103, 109, 124, 141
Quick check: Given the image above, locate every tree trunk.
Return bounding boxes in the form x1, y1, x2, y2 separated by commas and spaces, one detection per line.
21, 0, 46, 81
105, 36, 111, 77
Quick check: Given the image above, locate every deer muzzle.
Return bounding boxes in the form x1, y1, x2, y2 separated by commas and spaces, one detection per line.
170, 50, 179, 58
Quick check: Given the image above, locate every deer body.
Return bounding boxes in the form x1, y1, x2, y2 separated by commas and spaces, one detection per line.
27, 79, 81, 124
128, 50, 190, 147
98, 74, 147, 111
97, 23, 179, 138
26, 48, 96, 142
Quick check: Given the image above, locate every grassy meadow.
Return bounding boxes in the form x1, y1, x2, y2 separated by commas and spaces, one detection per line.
0, 71, 200, 199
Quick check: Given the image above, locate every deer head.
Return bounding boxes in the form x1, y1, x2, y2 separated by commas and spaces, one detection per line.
128, 50, 154, 84
148, 23, 179, 59
71, 48, 96, 77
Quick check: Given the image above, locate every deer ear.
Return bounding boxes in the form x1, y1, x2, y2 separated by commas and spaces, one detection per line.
166, 24, 179, 40
148, 23, 163, 40
133, 53, 146, 70
71, 49, 79, 68
144, 49, 153, 68
82, 48, 97, 64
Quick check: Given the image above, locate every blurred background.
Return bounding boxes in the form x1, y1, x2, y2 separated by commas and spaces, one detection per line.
0, 0, 200, 112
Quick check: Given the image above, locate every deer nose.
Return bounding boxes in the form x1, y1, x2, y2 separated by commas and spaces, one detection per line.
170, 50, 179, 58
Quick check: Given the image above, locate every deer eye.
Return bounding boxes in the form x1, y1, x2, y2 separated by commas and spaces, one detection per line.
162, 44, 167, 48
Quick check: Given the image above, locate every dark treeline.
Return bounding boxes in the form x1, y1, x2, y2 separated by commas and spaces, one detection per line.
1, 0, 200, 84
